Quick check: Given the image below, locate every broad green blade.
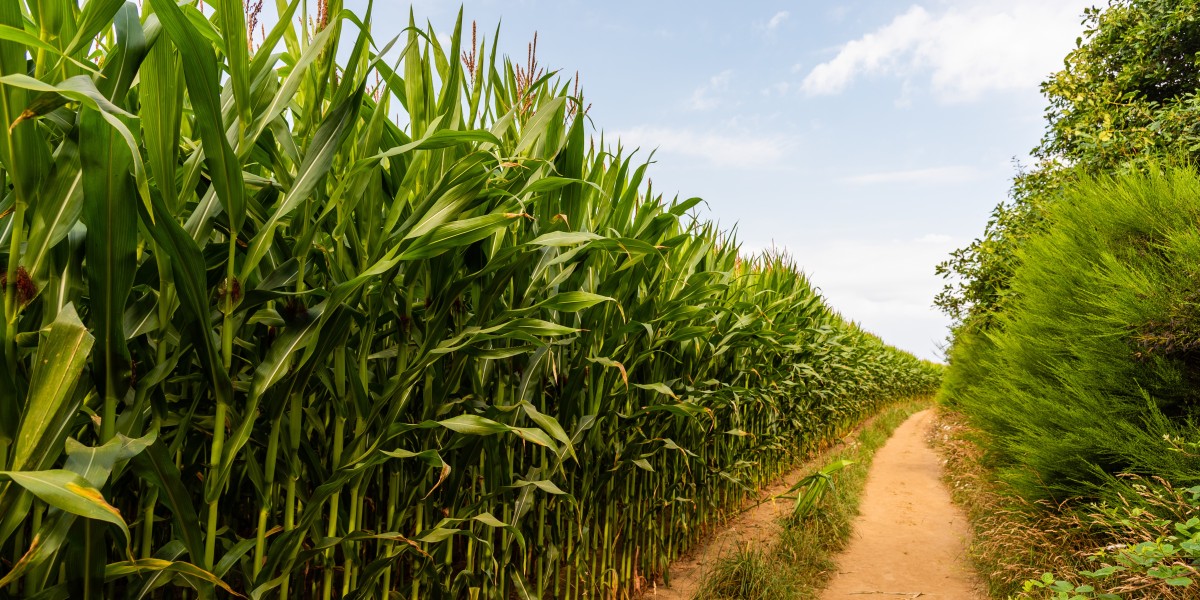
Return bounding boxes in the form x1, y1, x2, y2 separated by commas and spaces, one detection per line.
0, 470, 129, 546
146, 0, 245, 231
80, 106, 137, 437
11, 303, 93, 472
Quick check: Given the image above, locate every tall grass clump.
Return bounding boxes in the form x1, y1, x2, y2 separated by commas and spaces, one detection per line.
942, 167, 1200, 502
0, 1, 940, 598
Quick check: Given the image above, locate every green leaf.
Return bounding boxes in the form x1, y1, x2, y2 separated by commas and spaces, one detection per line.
437, 415, 511, 436
0, 470, 129, 546
511, 427, 559, 451
472, 512, 525, 551
23, 140, 83, 280
504, 318, 580, 338
215, 0, 251, 126
61, 0, 124, 56
632, 459, 654, 472
241, 83, 365, 280
12, 304, 94, 471
4, 75, 150, 208
139, 14, 184, 208
521, 402, 574, 458
64, 433, 157, 488
81, 100, 138, 428
512, 479, 568, 495
399, 213, 519, 260
146, 0, 245, 231
135, 182, 232, 408
669, 197, 705, 217
0, 304, 92, 549
0, 24, 94, 73
250, 316, 323, 398
129, 442, 206, 565
536, 291, 614, 313
527, 230, 604, 247
633, 382, 678, 399
245, 18, 338, 150
514, 97, 566, 154
366, 128, 501, 165
105, 558, 241, 596
0, 433, 156, 587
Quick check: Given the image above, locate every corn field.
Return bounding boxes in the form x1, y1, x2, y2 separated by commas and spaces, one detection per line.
0, 1, 940, 598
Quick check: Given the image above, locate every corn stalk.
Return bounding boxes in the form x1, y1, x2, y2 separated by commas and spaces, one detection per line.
0, 1, 942, 597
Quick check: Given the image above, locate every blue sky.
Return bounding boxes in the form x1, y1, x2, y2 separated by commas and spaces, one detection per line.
313, 0, 1096, 360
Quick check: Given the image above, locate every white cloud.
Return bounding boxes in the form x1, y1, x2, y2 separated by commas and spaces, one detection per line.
842, 166, 984, 185
781, 234, 964, 360
766, 11, 789, 31
801, 1, 1092, 102
610, 126, 792, 169
688, 70, 733, 110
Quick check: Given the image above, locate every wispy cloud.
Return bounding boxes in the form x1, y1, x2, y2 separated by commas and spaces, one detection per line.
766, 10, 789, 31
842, 166, 984, 185
688, 70, 733, 110
801, 1, 1091, 102
779, 234, 964, 360
610, 125, 793, 169
761, 81, 791, 97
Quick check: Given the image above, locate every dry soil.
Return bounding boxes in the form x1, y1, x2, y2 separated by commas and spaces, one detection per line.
820, 409, 984, 599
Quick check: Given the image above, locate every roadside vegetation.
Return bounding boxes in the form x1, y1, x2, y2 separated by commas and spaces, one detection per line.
936, 0, 1200, 597
693, 398, 931, 600
0, 1, 939, 598
934, 409, 1200, 600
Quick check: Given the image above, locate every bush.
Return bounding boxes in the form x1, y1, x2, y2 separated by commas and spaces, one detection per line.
942, 167, 1200, 501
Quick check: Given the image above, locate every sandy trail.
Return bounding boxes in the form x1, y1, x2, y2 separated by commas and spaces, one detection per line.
820, 409, 984, 599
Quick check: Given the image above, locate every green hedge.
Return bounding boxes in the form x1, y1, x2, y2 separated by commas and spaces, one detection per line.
942, 167, 1200, 501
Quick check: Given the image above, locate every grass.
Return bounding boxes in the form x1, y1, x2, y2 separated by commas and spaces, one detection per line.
694, 548, 792, 600
940, 170, 1200, 504
932, 406, 1200, 599
692, 396, 933, 599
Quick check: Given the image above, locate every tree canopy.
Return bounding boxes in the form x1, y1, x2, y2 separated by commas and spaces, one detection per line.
936, 0, 1200, 332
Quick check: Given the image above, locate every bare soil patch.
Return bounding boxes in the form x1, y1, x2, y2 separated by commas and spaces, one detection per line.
820, 409, 985, 599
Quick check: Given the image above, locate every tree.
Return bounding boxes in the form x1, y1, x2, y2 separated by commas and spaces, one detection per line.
936, 0, 1200, 333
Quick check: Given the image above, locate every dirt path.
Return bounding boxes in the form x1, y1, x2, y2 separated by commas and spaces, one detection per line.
649, 418, 877, 599
821, 409, 984, 599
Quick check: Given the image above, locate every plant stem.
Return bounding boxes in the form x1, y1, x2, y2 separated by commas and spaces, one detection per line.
204, 399, 227, 571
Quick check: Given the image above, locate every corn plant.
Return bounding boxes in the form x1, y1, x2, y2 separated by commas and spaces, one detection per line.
0, 1, 941, 598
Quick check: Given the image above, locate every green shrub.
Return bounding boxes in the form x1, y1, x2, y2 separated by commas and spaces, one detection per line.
943, 168, 1200, 501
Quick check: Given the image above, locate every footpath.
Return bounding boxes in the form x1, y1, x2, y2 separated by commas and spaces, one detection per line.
820, 409, 984, 599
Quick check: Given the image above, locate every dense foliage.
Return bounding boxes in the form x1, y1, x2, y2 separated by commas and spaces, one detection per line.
936, 1, 1200, 594
935, 0, 1200, 333
0, 1, 939, 598
942, 169, 1200, 501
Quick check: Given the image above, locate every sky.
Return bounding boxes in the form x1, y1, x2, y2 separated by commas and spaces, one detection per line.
300, 0, 1098, 361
